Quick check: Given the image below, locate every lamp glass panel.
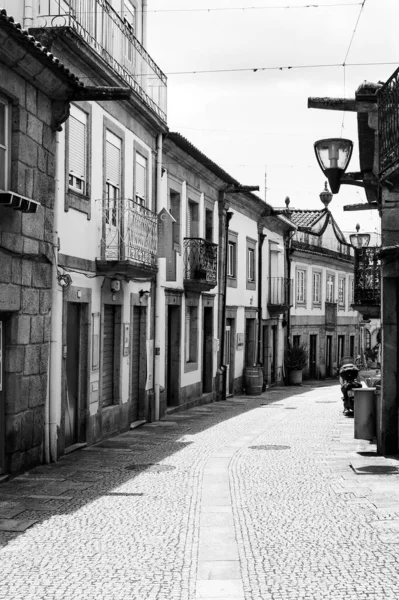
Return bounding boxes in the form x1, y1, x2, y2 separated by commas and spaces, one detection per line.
349, 233, 370, 248
315, 139, 353, 170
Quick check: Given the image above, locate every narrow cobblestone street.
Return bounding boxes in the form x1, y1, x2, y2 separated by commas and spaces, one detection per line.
1, 382, 399, 600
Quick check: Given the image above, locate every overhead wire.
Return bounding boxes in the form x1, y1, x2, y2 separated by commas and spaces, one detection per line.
164, 60, 396, 76
341, 0, 368, 135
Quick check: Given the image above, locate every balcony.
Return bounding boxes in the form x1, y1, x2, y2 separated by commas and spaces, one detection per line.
183, 238, 218, 292
32, 0, 167, 122
96, 199, 157, 279
325, 302, 337, 329
267, 277, 293, 315
378, 66, 399, 179
352, 247, 381, 318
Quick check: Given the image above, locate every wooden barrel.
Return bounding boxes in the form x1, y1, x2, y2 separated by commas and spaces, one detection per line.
244, 366, 263, 396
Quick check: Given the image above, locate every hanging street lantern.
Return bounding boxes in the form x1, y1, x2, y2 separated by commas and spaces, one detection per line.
314, 138, 353, 193
349, 223, 371, 248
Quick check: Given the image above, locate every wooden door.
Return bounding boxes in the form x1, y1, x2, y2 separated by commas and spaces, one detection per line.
131, 306, 141, 421
65, 303, 81, 447
309, 335, 317, 379
326, 335, 332, 376
102, 305, 116, 407
225, 325, 231, 396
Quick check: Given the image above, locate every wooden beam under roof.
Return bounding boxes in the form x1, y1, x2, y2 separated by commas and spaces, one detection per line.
308, 97, 377, 113
343, 203, 379, 211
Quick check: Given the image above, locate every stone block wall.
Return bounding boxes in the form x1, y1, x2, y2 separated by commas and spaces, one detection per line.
0, 64, 56, 474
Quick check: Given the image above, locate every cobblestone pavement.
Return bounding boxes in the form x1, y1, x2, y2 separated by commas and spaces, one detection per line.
1, 383, 399, 599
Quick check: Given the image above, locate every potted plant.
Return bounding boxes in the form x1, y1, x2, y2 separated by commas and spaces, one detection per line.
284, 342, 308, 385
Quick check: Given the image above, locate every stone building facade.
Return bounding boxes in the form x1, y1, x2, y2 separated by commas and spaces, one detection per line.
0, 10, 83, 475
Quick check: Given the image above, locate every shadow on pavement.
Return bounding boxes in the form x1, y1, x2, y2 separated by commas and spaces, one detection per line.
0, 381, 338, 548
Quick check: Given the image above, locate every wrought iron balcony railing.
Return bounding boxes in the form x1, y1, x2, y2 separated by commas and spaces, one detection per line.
183, 238, 218, 290
353, 246, 381, 308
34, 0, 167, 122
98, 199, 157, 272
268, 277, 293, 311
378, 66, 399, 177
291, 240, 352, 261
325, 302, 337, 329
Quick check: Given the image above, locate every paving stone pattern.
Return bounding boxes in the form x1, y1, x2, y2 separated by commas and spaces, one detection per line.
1, 383, 399, 599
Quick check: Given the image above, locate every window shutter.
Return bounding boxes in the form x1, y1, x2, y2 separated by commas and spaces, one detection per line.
304, 271, 307, 306
187, 203, 193, 237
135, 153, 147, 202
69, 106, 87, 180
106, 131, 121, 186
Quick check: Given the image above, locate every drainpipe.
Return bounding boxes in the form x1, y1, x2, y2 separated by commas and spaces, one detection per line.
257, 230, 266, 365
142, 0, 148, 47
47, 132, 63, 462
154, 133, 163, 421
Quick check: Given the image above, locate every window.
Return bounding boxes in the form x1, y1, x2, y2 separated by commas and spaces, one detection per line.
68, 104, 88, 195
326, 274, 335, 303
187, 200, 199, 238
228, 242, 236, 277
365, 329, 371, 349
0, 96, 10, 191
246, 238, 256, 290
338, 276, 345, 308
349, 277, 354, 308
105, 130, 121, 227
293, 335, 301, 347
248, 248, 255, 281
169, 190, 181, 251
123, 0, 136, 64
185, 306, 198, 363
135, 153, 147, 206
296, 269, 306, 304
313, 272, 321, 304
205, 208, 213, 242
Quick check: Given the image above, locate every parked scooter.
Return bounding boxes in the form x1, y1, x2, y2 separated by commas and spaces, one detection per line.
339, 363, 362, 415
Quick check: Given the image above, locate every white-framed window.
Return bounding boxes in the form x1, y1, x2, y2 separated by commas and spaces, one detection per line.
228, 242, 236, 277
313, 271, 321, 304
296, 269, 306, 304
248, 248, 255, 281
185, 305, 198, 363
135, 153, 147, 206
326, 274, 335, 303
349, 277, 354, 308
123, 0, 136, 64
0, 95, 10, 192
68, 104, 88, 195
338, 276, 346, 308
105, 130, 122, 226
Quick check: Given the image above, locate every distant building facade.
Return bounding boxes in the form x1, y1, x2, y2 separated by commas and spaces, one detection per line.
287, 202, 360, 379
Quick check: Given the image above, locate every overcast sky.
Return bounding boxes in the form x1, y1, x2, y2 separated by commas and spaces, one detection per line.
147, 0, 399, 238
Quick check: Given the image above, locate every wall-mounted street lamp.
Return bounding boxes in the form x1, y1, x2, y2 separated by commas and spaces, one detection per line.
314, 138, 354, 193
349, 223, 371, 248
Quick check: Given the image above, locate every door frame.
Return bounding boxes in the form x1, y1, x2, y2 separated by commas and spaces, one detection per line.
309, 334, 318, 379
62, 287, 91, 450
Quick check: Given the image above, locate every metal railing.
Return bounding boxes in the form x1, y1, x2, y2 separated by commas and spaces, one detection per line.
378, 66, 399, 177
183, 238, 218, 285
291, 240, 352, 260
268, 277, 293, 307
325, 302, 337, 328
353, 246, 381, 306
34, 0, 167, 121
98, 199, 157, 268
